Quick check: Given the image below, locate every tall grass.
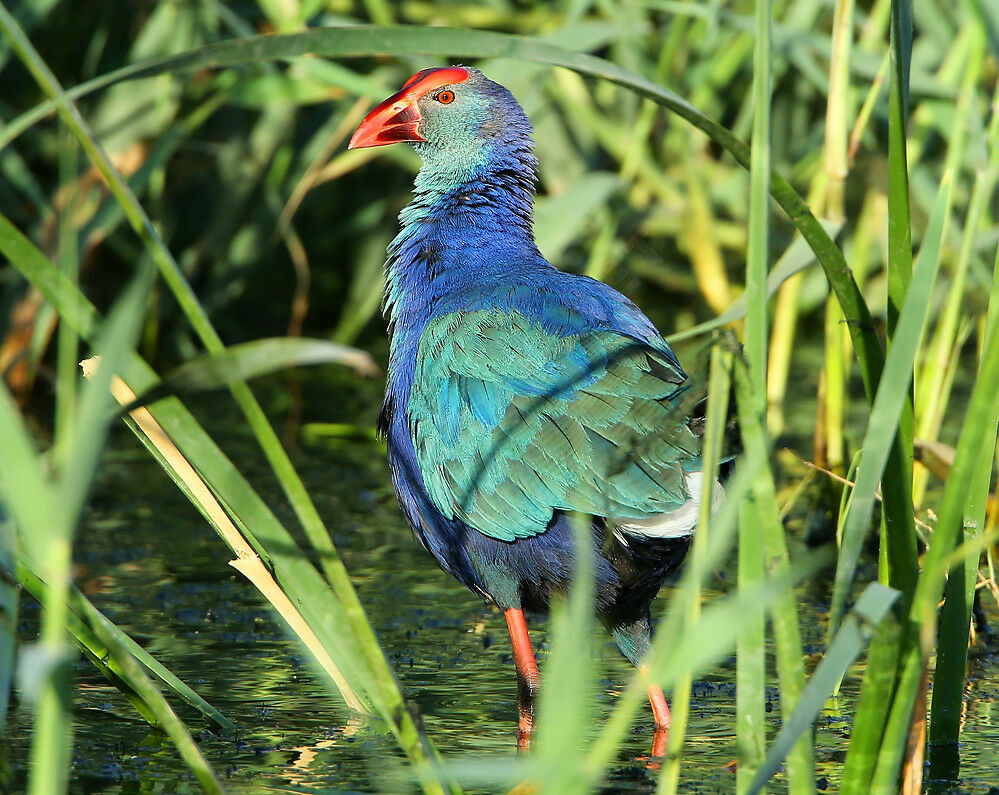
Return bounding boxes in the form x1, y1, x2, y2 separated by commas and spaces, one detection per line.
0, 0, 996, 792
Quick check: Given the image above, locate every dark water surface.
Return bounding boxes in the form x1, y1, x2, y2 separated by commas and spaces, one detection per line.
6, 371, 999, 793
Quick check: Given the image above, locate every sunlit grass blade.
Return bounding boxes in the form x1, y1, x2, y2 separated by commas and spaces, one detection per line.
121, 336, 378, 413
658, 343, 732, 795
749, 582, 901, 794
734, 358, 813, 792
88, 364, 366, 713
533, 513, 595, 795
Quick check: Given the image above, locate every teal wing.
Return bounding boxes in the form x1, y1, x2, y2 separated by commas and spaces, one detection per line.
407, 308, 698, 541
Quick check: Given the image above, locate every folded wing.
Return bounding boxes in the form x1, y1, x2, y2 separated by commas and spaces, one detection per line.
408, 308, 700, 542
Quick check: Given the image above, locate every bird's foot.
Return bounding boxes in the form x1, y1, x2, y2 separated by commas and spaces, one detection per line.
642, 724, 669, 770
515, 702, 536, 752
633, 725, 669, 770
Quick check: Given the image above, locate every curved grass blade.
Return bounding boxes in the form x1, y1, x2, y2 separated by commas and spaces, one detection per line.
0, 24, 887, 405
82, 589, 224, 793
748, 582, 901, 794
667, 221, 840, 344
120, 337, 378, 414
15, 562, 234, 732
734, 358, 813, 791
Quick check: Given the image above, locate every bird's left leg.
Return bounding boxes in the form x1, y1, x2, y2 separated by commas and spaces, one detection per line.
610, 616, 670, 760
504, 607, 541, 751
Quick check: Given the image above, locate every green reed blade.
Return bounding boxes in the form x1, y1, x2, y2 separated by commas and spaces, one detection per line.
750, 582, 901, 794
735, 0, 773, 781
658, 344, 732, 795
887, 0, 914, 344
534, 513, 595, 795
120, 336, 377, 414
828, 172, 950, 639
839, 600, 905, 793
735, 492, 766, 792
734, 358, 814, 793
872, 292, 999, 789
878, 0, 918, 608
928, 74, 999, 749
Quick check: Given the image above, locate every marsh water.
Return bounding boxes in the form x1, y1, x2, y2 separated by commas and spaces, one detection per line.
6, 365, 999, 793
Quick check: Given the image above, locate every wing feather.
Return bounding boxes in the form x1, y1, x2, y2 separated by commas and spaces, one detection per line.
408, 308, 697, 541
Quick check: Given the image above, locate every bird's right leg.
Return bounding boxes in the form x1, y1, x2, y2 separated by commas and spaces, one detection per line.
644, 668, 671, 759
504, 607, 541, 751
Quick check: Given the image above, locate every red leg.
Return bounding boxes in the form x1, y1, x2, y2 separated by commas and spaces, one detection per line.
504, 607, 541, 751
644, 666, 671, 760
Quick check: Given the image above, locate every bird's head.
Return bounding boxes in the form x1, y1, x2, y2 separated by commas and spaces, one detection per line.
349, 66, 535, 184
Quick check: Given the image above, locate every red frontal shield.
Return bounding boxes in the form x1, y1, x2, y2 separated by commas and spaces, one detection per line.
349, 67, 470, 149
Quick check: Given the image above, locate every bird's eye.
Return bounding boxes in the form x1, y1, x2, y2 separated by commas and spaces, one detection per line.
437, 90, 455, 105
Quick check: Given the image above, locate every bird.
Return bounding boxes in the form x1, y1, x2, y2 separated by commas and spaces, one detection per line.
349, 65, 708, 756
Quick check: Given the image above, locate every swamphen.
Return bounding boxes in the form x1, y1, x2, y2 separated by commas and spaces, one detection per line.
350, 66, 707, 754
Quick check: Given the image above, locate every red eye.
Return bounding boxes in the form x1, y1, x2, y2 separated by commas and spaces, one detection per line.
437, 90, 455, 105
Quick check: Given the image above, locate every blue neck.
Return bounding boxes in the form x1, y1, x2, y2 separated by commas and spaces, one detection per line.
383, 142, 542, 372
